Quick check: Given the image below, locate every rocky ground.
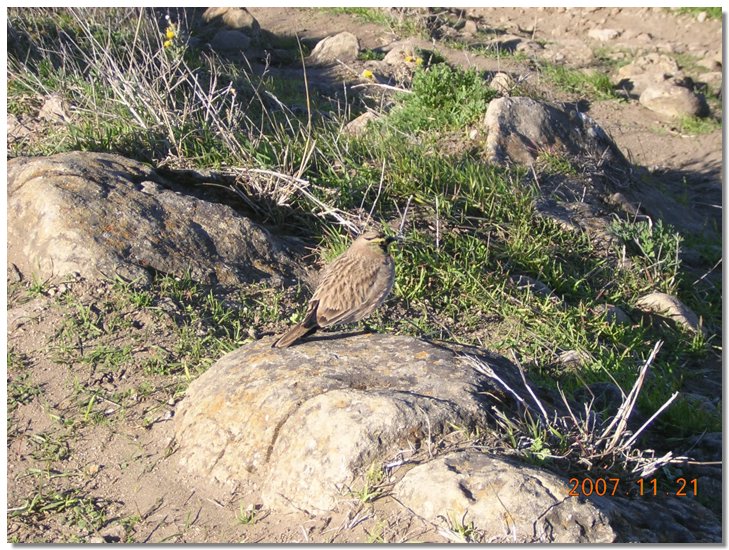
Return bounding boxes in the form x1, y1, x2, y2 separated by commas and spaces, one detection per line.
6, 7, 723, 543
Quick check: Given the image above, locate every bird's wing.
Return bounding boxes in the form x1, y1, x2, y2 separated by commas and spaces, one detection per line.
314, 257, 391, 327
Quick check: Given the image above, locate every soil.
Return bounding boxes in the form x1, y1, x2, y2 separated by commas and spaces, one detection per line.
7, 7, 722, 543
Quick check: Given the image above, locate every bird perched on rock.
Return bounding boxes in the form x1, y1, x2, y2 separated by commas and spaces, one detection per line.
273, 229, 399, 348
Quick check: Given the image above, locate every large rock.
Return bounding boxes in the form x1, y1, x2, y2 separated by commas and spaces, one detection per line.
698, 71, 722, 94
482, 97, 627, 169
7, 152, 302, 286
342, 111, 379, 136
489, 72, 516, 95
394, 451, 616, 543
593, 492, 720, 543
382, 39, 418, 65
173, 334, 517, 513
614, 53, 681, 97
202, 7, 260, 38
634, 292, 704, 334
308, 31, 359, 65
639, 81, 708, 118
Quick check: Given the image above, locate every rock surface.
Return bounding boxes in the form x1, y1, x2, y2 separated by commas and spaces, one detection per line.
593, 492, 720, 543
587, 28, 622, 42
308, 31, 360, 64
614, 53, 681, 97
593, 303, 632, 326
482, 97, 627, 169
489, 72, 516, 95
38, 94, 71, 123
7, 152, 302, 286
202, 7, 260, 38
173, 333, 517, 513
634, 292, 704, 334
394, 451, 616, 543
639, 81, 707, 118
342, 111, 379, 136
698, 71, 722, 94
382, 40, 418, 65
509, 274, 555, 299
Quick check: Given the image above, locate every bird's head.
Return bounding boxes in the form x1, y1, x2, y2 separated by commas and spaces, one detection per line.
358, 229, 402, 252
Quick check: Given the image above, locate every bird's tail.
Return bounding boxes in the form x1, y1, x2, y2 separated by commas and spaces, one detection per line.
272, 323, 317, 348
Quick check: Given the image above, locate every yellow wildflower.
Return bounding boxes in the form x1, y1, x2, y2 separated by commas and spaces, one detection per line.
361, 69, 374, 80
166, 25, 176, 40
163, 39, 172, 48
415, 57, 424, 66
404, 54, 415, 63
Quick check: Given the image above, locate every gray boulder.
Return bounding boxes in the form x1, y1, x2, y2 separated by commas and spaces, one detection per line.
202, 7, 260, 39
482, 97, 627, 169
7, 152, 302, 286
639, 81, 708, 118
614, 53, 681, 97
634, 292, 704, 334
173, 334, 516, 513
308, 31, 359, 65
394, 450, 616, 543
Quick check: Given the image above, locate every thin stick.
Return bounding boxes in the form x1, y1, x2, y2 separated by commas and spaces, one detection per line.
600, 340, 662, 450
435, 195, 440, 251
351, 82, 413, 93
397, 195, 413, 237
367, 158, 387, 224
511, 351, 549, 422
462, 355, 526, 407
621, 391, 679, 450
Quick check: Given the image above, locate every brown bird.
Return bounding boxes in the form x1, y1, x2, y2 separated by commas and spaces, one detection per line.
273, 229, 399, 348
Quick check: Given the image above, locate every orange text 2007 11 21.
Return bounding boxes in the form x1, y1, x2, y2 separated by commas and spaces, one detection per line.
567, 477, 698, 497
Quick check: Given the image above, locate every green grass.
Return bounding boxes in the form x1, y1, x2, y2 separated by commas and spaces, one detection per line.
10, 488, 107, 534
8, 373, 43, 411
357, 48, 385, 62
541, 63, 620, 100
536, 150, 579, 176
675, 114, 721, 135
350, 463, 387, 504
673, 7, 722, 20
610, 218, 683, 294
385, 62, 497, 132
29, 432, 71, 462
442, 35, 530, 62
322, 7, 424, 36
235, 503, 259, 526
27, 275, 51, 297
